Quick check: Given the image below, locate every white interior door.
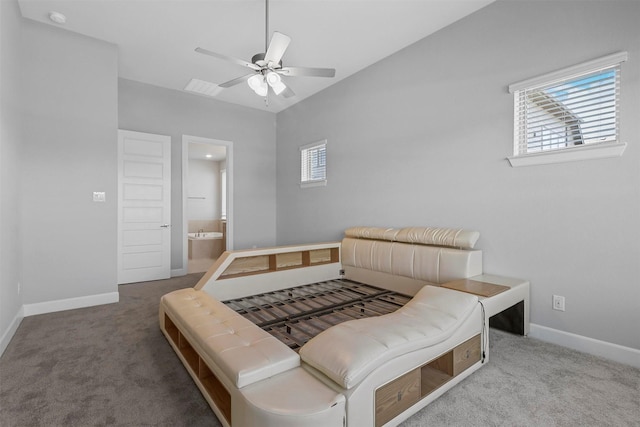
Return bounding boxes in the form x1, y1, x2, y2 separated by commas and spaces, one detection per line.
118, 130, 171, 284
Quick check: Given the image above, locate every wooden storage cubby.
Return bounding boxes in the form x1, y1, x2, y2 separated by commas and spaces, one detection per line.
163, 314, 231, 424
421, 334, 481, 397
164, 313, 180, 344
199, 359, 232, 423
178, 333, 199, 373
375, 334, 481, 426
220, 247, 340, 279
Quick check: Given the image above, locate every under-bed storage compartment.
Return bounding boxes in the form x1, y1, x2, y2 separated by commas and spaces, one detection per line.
375, 334, 481, 427
164, 314, 232, 424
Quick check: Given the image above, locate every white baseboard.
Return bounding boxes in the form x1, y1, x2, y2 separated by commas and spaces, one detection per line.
0, 307, 24, 357
22, 292, 120, 317
171, 268, 187, 277
529, 323, 640, 369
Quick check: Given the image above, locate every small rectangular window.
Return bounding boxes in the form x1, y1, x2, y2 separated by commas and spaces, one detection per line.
300, 140, 326, 187
508, 52, 627, 167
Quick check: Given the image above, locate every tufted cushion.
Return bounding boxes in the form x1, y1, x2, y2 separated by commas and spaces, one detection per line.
340, 237, 482, 284
162, 288, 299, 388
299, 285, 478, 389
344, 226, 480, 249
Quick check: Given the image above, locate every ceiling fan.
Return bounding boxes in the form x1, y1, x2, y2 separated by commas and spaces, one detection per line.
195, 0, 335, 100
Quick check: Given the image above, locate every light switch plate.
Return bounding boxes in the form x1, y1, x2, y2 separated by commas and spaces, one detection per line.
93, 191, 106, 202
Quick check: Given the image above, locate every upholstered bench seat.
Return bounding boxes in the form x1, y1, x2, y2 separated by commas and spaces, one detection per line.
161, 288, 299, 388
299, 285, 479, 389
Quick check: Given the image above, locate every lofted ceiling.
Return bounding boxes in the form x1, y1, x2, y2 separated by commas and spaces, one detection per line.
18, 0, 494, 113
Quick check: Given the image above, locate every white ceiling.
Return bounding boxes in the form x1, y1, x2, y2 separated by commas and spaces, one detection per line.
18, 0, 494, 113
189, 142, 227, 162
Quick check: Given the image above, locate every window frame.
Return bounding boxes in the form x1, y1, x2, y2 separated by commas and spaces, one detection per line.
300, 140, 327, 188
507, 52, 628, 167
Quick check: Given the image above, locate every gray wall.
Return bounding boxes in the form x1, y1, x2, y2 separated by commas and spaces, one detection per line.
0, 0, 23, 349
276, 0, 640, 349
20, 19, 118, 303
118, 79, 277, 269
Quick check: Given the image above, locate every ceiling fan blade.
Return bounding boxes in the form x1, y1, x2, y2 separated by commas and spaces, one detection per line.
195, 47, 260, 71
264, 32, 291, 64
278, 66, 336, 78
219, 73, 255, 88
281, 85, 296, 98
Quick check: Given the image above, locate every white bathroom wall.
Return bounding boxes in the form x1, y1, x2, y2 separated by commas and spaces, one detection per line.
188, 159, 220, 221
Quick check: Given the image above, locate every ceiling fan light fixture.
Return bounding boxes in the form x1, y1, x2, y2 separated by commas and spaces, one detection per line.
266, 71, 286, 95
255, 80, 268, 97
247, 74, 264, 91
266, 71, 280, 86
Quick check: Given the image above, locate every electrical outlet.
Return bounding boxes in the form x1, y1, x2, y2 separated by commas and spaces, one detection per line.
93, 191, 106, 202
552, 295, 565, 311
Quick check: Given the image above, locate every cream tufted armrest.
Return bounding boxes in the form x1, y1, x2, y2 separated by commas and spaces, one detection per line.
299, 285, 479, 389
161, 288, 300, 388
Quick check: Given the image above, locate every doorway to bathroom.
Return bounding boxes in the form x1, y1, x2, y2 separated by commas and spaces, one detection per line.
182, 135, 233, 274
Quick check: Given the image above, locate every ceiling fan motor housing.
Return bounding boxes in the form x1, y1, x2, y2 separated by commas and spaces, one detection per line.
251, 52, 282, 69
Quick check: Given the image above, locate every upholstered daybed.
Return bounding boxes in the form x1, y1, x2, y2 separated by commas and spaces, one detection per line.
159, 226, 529, 427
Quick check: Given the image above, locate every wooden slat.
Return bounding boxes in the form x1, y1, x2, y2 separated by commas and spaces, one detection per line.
224, 279, 411, 350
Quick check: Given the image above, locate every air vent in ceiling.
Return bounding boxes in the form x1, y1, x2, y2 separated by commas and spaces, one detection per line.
184, 79, 221, 97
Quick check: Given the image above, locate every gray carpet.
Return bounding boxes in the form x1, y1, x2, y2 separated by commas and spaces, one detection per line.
1, 274, 638, 426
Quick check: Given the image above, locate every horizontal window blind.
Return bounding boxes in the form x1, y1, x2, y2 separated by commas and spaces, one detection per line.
300, 142, 326, 184
514, 64, 621, 155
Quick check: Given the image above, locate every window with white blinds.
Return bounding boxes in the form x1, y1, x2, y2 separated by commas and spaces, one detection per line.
508, 52, 627, 167
300, 140, 327, 187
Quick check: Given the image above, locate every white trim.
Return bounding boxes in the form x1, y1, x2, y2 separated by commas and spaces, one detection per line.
299, 140, 327, 151
507, 141, 626, 167
22, 292, 119, 317
529, 323, 640, 369
182, 135, 234, 277
300, 179, 327, 188
509, 51, 628, 93
0, 307, 24, 357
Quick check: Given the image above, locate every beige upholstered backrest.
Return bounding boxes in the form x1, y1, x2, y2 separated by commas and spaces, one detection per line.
344, 226, 479, 249
341, 226, 482, 285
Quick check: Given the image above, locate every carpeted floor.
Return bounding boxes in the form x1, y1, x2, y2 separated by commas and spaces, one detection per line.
1, 274, 638, 426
